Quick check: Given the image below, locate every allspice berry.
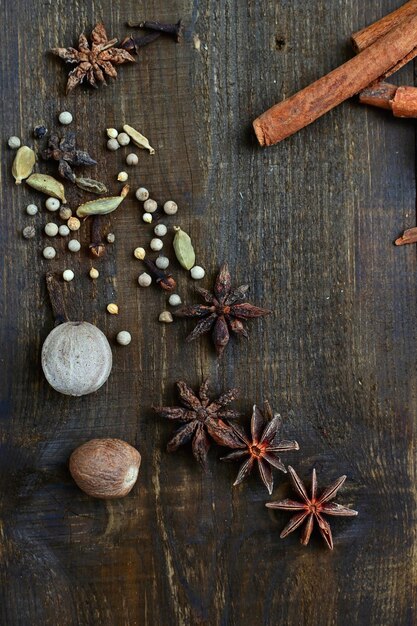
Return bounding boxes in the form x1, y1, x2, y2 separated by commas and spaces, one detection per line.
69, 438, 141, 499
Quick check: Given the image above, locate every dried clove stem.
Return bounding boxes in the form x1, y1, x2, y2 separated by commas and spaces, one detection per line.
90, 216, 106, 258
46, 272, 69, 325
119, 32, 161, 54
143, 259, 176, 292
127, 19, 183, 42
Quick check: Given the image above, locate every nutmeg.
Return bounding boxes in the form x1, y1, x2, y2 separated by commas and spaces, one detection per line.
69, 438, 141, 499
41, 321, 112, 396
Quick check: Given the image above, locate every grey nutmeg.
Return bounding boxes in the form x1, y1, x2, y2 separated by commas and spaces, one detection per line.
41, 321, 112, 396
69, 438, 141, 499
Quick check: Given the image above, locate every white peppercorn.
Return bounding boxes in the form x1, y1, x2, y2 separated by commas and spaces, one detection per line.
126, 153, 139, 166
144, 198, 158, 213
45, 223, 59, 237
168, 294, 182, 307
43, 246, 56, 259
142, 213, 153, 224
67, 217, 80, 231
107, 303, 119, 315
117, 132, 130, 146
89, 267, 99, 279
107, 233, 115, 243
150, 238, 163, 251
23, 225, 36, 239
190, 266, 205, 280
154, 224, 167, 237
116, 331, 132, 346
58, 111, 73, 125
8, 136, 21, 149
164, 200, 178, 215
106, 128, 118, 139
138, 273, 152, 287
135, 187, 149, 201
68, 239, 81, 252
159, 311, 173, 323
59, 225, 70, 237
117, 171, 128, 182
26, 204, 38, 216
107, 138, 120, 151
59, 206, 72, 220
134, 247, 146, 260
155, 256, 169, 270
46, 197, 61, 212
63, 269, 74, 282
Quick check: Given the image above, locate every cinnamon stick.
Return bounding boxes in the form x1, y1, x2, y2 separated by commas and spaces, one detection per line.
359, 82, 417, 117
352, 1, 417, 50
253, 13, 417, 146
395, 227, 417, 246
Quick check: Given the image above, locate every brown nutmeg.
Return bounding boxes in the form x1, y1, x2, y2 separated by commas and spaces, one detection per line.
69, 438, 141, 499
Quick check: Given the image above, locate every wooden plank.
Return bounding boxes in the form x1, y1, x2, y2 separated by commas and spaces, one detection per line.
0, 1, 416, 625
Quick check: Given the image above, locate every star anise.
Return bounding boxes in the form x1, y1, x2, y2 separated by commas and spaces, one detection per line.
153, 380, 241, 467
41, 132, 97, 182
266, 466, 358, 549
174, 264, 271, 357
220, 401, 299, 494
50, 22, 135, 94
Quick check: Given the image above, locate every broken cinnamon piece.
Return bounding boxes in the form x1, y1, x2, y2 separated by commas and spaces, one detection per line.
359, 83, 417, 118
253, 12, 417, 147
395, 227, 417, 246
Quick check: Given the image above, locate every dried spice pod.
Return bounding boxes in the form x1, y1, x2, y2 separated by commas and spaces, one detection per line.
76, 184, 129, 217
142, 258, 176, 291
41, 273, 112, 396
42, 133, 97, 182
75, 177, 108, 194
69, 438, 141, 499
123, 124, 155, 154
26, 173, 67, 203
12, 146, 36, 184
173, 226, 195, 270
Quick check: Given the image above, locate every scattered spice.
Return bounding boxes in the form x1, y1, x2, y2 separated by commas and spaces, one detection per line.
127, 19, 183, 43
142, 213, 153, 223
89, 216, 106, 258
134, 247, 146, 260
43, 246, 56, 259
58, 111, 73, 125
59, 206, 72, 220
173, 226, 195, 270
135, 187, 149, 201
174, 263, 271, 356
33, 125, 48, 139
395, 226, 417, 245
8, 136, 21, 149
68, 240, 81, 252
89, 267, 99, 279
123, 124, 155, 154
168, 294, 181, 306
75, 177, 108, 194
107, 233, 115, 243
144, 198, 157, 213
138, 272, 152, 287
266, 466, 358, 549
12, 146, 36, 184
107, 303, 119, 315
22, 225, 36, 239
117, 132, 130, 146
59, 225, 70, 237
155, 256, 169, 269
117, 171, 128, 182
26, 204, 38, 216
116, 331, 132, 346
76, 184, 129, 217
50, 22, 135, 94
107, 139, 120, 151
26, 173, 67, 203
126, 153, 139, 166
220, 402, 299, 494
120, 32, 161, 55
190, 266, 205, 280
45, 223, 59, 237
67, 217, 81, 231
164, 200, 178, 215
142, 258, 176, 291
159, 311, 173, 323
154, 224, 167, 237
153, 379, 240, 467
63, 269, 74, 282
107, 128, 118, 139
42, 132, 96, 182
150, 238, 163, 251
46, 197, 61, 212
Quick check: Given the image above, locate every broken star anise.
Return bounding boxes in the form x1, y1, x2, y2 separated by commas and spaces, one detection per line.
50, 22, 135, 94
266, 466, 358, 549
174, 263, 271, 357
220, 401, 299, 494
41, 132, 97, 182
153, 380, 241, 468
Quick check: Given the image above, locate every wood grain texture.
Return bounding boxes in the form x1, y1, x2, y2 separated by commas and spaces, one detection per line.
0, 1, 416, 625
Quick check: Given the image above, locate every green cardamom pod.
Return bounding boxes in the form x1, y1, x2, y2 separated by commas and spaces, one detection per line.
173, 227, 195, 270
12, 146, 36, 184
76, 185, 129, 217
26, 173, 67, 203
123, 124, 155, 155
75, 177, 108, 195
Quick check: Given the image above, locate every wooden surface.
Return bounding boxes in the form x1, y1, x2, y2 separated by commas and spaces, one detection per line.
1, 1, 416, 625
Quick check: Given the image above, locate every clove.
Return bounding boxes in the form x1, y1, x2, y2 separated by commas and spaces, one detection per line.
127, 19, 183, 42
89, 216, 106, 258
120, 32, 161, 54
143, 259, 176, 292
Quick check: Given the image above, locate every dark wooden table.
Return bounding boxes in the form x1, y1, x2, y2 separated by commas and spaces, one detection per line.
1, 1, 416, 624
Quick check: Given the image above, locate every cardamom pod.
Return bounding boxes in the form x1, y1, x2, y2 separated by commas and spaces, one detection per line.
12, 146, 36, 184
75, 177, 108, 194
123, 124, 155, 155
26, 173, 67, 203
173, 227, 195, 270
76, 185, 129, 217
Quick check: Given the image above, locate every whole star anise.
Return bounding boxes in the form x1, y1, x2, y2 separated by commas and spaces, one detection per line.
266, 466, 358, 549
50, 23, 135, 94
153, 380, 240, 467
174, 264, 271, 357
220, 401, 299, 494
41, 132, 97, 182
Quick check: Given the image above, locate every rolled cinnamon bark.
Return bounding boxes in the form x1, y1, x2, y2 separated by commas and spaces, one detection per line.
253, 12, 417, 147
359, 83, 417, 118
352, 0, 417, 51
